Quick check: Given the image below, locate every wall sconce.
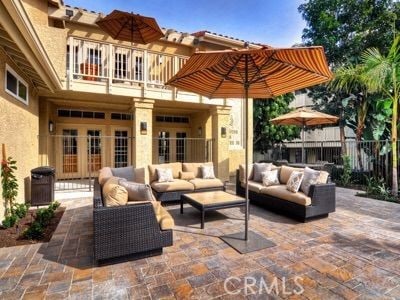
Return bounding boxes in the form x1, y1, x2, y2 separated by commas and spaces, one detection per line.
221, 127, 227, 138
140, 121, 147, 135
198, 126, 202, 137
48, 121, 54, 133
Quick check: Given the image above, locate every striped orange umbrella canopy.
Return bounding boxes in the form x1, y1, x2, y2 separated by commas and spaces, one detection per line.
166, 46, 333, 99
271, 108, 338, 163
96, 10, 164, 44
166, 46, 332, 248
271, 107, 339, 126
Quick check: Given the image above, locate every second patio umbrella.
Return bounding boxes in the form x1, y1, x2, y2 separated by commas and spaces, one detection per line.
166, 46, 333, 253
271, 107, 339, 163
96, 10, 164, 44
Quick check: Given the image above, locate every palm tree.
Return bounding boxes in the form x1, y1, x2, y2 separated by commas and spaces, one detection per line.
362, 36, 400, 196
330, 65, 370, 170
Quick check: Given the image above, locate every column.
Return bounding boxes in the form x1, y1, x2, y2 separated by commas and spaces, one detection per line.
211, 106, 231, 181
131, 99, 154, 169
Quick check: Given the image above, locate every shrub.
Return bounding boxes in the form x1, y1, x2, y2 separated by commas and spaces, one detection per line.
13, 203, 30, 219
1, 157, 18, 217
2, 214, 18, 228
35, 208, 54, 227
365, 176, 396, 202
340, 155, 352, 187
23, 222, 44, 240
23, 202, 61, 240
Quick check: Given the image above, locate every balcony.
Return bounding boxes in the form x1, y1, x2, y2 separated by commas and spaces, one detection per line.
65, 37, 201, 102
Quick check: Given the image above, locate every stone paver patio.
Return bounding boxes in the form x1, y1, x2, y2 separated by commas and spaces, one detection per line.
0, 187, 400, 299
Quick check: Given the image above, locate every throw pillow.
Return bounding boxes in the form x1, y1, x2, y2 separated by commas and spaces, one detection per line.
119, 179, 155, 202
179, 171, 195, 180
156, 168, 174, 183
102, 177, 128, 207
201, 165, 216, 179
253, 163, 272, 182
98, 167, 113, 186
286, 171, 304, 193
111, 166, 135, 181
261, 170, 280, 186
301, 167, 321, 195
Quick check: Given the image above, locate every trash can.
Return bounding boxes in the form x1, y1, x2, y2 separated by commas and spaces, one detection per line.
31, 166, 55, 206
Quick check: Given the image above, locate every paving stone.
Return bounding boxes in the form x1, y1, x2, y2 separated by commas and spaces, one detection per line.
0, 189, 398, 298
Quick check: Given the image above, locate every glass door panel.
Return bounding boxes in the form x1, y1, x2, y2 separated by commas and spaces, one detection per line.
87, 130, 102, 172
114, 130, 128, 168
62, 129, 78, 173
176, 132, 187, 162
158, 131, 170, 163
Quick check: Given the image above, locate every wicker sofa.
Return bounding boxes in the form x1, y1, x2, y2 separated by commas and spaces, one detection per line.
148, 162, 225, 202
236, 165, 336, 221
93, 167, 173, 262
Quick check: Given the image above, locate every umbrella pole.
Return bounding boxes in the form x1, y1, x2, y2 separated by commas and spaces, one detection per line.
245, 89, 249, 241
302, 124, 305, 163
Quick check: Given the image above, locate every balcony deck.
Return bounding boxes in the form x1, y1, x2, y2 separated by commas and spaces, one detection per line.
65, 37, 226, 105
0, 188, 399, 298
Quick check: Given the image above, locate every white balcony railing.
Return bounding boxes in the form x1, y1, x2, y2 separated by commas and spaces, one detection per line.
66, 37, 188, 90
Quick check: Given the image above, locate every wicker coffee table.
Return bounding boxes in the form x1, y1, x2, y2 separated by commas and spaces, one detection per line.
181, 191, 246, 229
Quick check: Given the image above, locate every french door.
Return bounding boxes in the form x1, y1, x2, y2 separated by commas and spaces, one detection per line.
56, 126, 105, 179
155, 130, 188, 163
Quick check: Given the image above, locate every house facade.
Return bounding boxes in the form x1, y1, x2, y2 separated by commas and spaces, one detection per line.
0, 0, 254, 218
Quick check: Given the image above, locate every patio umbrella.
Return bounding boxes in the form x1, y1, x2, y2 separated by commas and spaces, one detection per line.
271, 108, 339, 163
166, 46, 333, 253
96, 10, 164, 44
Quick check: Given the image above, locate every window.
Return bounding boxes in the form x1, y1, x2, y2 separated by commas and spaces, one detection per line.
111, 113, 133, 120
5, 64, 29, 104
155, 115, 190, 124
57, 109, 105, 119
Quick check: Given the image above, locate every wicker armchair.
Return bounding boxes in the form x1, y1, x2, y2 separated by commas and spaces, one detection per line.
93, 179, 173, 261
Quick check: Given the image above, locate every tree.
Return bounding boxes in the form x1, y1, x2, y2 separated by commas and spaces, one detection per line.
329, 65, 370, 169
299, 0, 399, 67
362, 36, 400, 195
253, 93, 300, 154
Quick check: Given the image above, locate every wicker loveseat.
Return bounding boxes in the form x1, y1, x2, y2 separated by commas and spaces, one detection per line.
148, 162, 225, 202
93, 167, 173, 262
236, 164, 336, 221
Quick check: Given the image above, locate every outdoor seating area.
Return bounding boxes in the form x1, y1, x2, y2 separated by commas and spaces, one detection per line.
1, 0, 400, 299
0, 188, 399, 298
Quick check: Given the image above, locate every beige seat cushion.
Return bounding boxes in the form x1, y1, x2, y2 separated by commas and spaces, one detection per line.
102, 177, 128, 207
261, 185, 311, 206
279, 166, 304, 184
189, 178, 224, 190
151, 179, 194, 192
156, 206, 175, 230
182, 162, 213, 178
179, 171, 195, 180
317, 171, 329, 184
99, 167, 113, 186
240, 180, 265, 193
148, 162, 182, 182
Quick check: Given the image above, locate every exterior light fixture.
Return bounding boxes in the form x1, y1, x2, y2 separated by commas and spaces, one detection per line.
221, 127, 227, 138
49, 121, 54, 133
140, 122, 147, 135
198, 126, 202, 137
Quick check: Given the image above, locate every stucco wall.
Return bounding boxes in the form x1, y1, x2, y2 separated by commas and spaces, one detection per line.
0, 50, 39, 221
22, 0, 67, 80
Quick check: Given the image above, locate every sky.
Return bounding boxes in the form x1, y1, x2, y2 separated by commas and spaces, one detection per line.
64, 0, 307, 47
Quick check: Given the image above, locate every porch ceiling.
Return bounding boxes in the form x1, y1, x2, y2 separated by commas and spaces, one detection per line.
0, 23, 48, 90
